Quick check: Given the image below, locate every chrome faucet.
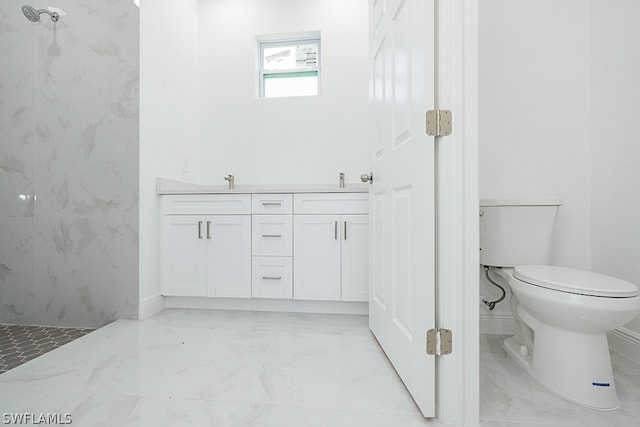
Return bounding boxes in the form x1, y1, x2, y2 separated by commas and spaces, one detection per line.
224, 174, 235, 190
339, 172, 345, 188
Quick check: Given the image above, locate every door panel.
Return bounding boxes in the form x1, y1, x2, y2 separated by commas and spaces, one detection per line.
392, 186, 412, 332
293, 215, 341, 301
164, 215, 206, 297
206, 215, 251, 298
369, 0, 436, 417
341, 215, 369, 302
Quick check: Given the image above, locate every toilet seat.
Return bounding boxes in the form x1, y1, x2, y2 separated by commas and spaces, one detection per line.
513, 265, 639, 298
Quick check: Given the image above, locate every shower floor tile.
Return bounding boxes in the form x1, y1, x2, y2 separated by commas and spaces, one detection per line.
0, 324, 94, 374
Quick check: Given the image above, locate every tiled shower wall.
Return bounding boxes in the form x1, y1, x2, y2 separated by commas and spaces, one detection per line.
0, 0, 139, 327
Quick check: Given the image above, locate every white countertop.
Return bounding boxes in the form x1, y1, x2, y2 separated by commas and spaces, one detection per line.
156, 178, 369, 194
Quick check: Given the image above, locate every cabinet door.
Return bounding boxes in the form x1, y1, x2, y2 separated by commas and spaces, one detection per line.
163, 215, 207, 296
206, 215, 251, 297
341, 215, 369, 302
293, 215, 341, 300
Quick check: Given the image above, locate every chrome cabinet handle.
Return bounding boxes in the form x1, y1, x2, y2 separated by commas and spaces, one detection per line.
262, 202, 282, 206
207, 221, 211, 239
198, 221, 203, 239
344, 221, 347, 240
262, 276, 282, 280
334, 221, 338, 240
262, 234, 282, 238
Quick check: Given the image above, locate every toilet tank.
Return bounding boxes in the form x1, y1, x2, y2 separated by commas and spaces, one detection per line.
479, 198, 562, 267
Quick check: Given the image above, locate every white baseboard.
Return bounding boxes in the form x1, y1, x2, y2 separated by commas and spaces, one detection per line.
165, 296, 368, 315
480, 313, 515, 335
139, 294, 167, 320
608, 327, 640, 364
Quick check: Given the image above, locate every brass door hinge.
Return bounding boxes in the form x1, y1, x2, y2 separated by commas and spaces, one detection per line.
426, 110, 452, 137
426, 328, 452, 356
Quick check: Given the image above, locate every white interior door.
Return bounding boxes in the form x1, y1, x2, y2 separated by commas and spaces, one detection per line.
368, 0, 436, 417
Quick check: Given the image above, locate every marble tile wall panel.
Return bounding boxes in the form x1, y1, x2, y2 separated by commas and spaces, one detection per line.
0, 219, 35, 324
34, 215, 137, 327
0, 0, 139, 327
0, 104, 35, 218
33, 0, 139, 107
34, 102, 138, 220
0, 6, 36, 219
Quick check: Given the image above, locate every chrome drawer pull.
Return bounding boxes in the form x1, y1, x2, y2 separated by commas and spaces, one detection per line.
262, 276, 282, 280
206, 221, 212, 239
197, 221, 203, 239
262, 202, 282, 206
262, 234, 282, 238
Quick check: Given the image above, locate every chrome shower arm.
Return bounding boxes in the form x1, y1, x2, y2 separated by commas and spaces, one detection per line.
40, 9, 60, 22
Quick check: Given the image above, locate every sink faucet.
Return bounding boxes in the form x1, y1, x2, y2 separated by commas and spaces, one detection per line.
339, 172, 345, 188
224, 174, 235, 190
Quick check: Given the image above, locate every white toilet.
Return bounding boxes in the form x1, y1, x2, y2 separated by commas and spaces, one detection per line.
479, 198, 640, 410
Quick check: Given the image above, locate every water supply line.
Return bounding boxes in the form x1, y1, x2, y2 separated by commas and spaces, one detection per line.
482, 266, 506, 311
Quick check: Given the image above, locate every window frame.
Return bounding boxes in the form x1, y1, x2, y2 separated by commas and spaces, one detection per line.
258, 37, 321, 99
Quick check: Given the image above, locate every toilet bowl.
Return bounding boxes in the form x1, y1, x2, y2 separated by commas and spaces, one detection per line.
491, 265, 640, 409
479, 199, 640, 410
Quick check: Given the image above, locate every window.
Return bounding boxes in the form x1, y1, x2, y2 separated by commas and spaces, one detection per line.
259, 37, 320, 98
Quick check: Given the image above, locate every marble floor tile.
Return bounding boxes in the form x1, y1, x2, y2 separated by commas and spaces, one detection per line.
479, 334, 640, 427
1, 313, 638, 426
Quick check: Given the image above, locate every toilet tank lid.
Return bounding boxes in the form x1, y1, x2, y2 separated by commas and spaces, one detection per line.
480, 197, 563, 207
513, 265, 639, 298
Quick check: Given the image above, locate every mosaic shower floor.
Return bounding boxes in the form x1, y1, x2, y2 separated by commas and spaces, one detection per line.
0, 324, 94, 374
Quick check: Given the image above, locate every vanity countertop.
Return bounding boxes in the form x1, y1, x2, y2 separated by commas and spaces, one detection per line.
156, 178, 369, 195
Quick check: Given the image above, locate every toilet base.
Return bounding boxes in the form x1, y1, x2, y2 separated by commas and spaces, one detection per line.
504, 335, 619, 410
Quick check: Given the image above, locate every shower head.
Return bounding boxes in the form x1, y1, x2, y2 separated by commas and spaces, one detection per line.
22, 5, 60, 22
22, 5, 40, 21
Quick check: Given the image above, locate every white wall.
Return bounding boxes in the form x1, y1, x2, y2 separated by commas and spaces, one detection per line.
198, 0, 369, 187
480, 0, 592, 269
139, 0, 200, 304
480, 0, 640, 339
590, 0, 640, 335
479, 1, 592, 323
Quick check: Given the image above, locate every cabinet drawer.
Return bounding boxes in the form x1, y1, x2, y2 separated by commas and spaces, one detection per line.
252, 194, 293, 214
252, 215, 293, 256
252, 257, 293, 299
293, 193, 368, 214
162, 194, 251, 215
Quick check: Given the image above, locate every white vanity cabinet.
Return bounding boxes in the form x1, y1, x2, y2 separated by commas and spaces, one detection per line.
162, 195, 252, 298
160, 189, 369, 306
293, 193, 369, 302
